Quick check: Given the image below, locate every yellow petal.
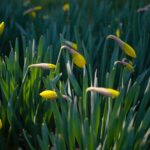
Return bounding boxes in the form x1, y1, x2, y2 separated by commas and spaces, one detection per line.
0, 22, 5, 35
63, 3, 70, 11
116, 29, 120, 38
123, 42, 136, 58
29, 11, 36, 18
71, 43, 78, 50
114, 60, 134, 72
0, 119, 2, 129
72, 53, 86, 68
47, 64, 56, 69
64, 40, 78, 50
40, 90, 57, 100
107, 89, 120, 98
125, 63, 134, 72
86, 87, 120, 98
33, 6, 42, 11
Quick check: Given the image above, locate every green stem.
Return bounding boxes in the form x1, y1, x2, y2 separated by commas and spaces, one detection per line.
54, 47, 63, 74
33, 103, 40, 124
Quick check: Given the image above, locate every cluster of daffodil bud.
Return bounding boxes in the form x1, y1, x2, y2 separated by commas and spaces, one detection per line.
22, 4, 136, 101
28, 39, 86, 100
107, 34, 136, 72
87, 35, 137, 98
27, 31, 136, 100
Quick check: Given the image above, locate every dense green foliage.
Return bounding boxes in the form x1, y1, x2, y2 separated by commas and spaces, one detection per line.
0, 0, 150, 149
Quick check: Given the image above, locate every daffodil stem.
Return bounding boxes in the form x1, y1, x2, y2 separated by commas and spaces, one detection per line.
54, 45, 77, 74
16, 68, 29, 110
121, 69, 125, 88
105, 99, 109, 130
107, 35, 124, 48
6, 126, 12, 149
54, 47, 62, 74
18, 68, 29, 97
33, 103, 40, 123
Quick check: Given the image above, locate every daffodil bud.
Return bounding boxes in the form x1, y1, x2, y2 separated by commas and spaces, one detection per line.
86, 87, 120, 98
40, 90, 69, 100
61, 45, 86, 68
24, 6, 42, 16
63, 3, 70, 11
0, 119, 2, 129
107, 35, 136, 58
28, 63, 56, 69
40, 90, 57, 100
115, 29, 120, 38
114, 60, 134, 72
72, 53, 86, 68
64, 40, 78, 50
0, 22, 5, 35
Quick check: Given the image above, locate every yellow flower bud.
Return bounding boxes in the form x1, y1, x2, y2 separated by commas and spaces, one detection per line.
107, 35, 136, 58
72, 53, 86, 68
64, 40, 78, 50
33, 6, 42, 11
86, 87, 120, 98
63, 3, 70, 11
123, 42, 136, 58
71, 43, 78, 50
24, 6, 42, 16
125, 61, 134, 71
28, 63, 56, 69
40, 90, 57, 100
0, 119, 2, 129
29, 11, 36, 18
107, 89, 120, 98
60, 45, 86, 68
116, 29, 120, 38
114, 60, 134, 72
0, 22, 5, 35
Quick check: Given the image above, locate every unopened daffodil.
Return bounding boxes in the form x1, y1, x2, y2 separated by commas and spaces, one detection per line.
40, 90, 69, 100
0, 22, 5, 35
114, 60, 134, 72
86, 87, 120, 98
60, 45, 86, 68
24, 6, 42, 18
0, 119, 2, 129
64, 40, 78, 50
40, 90, 57, 100
63, 3, 70, 11
107, 35, 136, 58
116, 29, 121, 38
28, 63, 56, 69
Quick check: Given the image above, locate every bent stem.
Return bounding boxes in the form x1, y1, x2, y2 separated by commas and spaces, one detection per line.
54, 47, 63, 74
107, 34, 124, 48
54, 45, 78, 73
